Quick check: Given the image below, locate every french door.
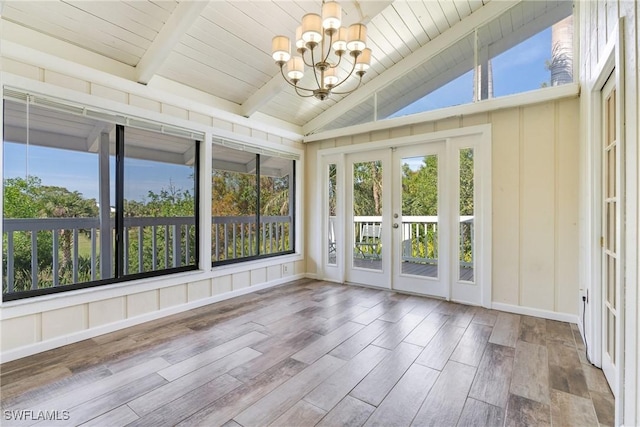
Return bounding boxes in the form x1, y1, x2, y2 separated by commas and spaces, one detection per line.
391, 143, 449, 298
344, 149, 392, 288
601, 73, 621, 394
333, 133, 488, 306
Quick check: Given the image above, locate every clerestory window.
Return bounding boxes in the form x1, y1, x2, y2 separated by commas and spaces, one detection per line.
320, 1, 574, 131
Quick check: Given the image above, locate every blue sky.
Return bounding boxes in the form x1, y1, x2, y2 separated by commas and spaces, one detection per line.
390, 27, 553, 118
3, 142, 194, 203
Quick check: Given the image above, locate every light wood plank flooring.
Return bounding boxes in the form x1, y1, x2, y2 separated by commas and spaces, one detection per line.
0, 279, 614, 426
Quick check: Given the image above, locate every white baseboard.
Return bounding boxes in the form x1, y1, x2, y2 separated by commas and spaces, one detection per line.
0, 274, 304, 363
304, 273, 318, 280
491, 302, 580, 324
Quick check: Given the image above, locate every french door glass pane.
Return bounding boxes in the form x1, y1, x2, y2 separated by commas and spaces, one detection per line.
353, 161, 382, 271
401, 155, 438, 278
607, 309, 616, 362
606, 255, 616, 307
328, 164, 337, 265
459, 148, 474, 282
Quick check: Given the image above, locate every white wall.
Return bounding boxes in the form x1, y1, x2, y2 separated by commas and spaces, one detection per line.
578, 1, 639, 425
0, 57, 306, 362
306, 96, 581, 320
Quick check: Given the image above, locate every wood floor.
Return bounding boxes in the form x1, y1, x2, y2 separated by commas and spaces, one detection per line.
1, 279, 614, 427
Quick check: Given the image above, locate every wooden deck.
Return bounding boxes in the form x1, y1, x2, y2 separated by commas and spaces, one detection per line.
353, 259, 474, 281
0, 279, 613, 427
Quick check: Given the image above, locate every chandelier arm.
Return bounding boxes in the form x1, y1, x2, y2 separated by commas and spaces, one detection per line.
327, 54, 358, 90
279, 64, 317, 92
330, 75, 364, 95
330, 54, 343, 69
301, 49, 315, 68
322, 31, 334, 64
294, 86, 317, 98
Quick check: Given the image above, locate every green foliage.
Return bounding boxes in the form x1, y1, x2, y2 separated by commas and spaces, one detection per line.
211, 168, 293, 261
3, 176, 100, 293
3, 176, 197, 294
353, 161, 382, 216
124, 182, 196, 274
401, 155, 438, 216
350, 152, 475, 265
328, 164, 337, 217
3, 176, 42, 218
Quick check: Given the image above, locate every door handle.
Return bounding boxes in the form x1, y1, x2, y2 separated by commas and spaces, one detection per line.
393, 223, 399, 229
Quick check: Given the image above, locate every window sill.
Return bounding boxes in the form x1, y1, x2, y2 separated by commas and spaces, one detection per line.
210, 252, 303, 277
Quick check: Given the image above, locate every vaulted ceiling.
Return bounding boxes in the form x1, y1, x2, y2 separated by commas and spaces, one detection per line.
0, 1, 570, 136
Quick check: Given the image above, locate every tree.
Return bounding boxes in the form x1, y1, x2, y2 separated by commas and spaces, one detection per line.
353, 161, 383, 216
3, 177, 99, 292
38, 184, 98, 268
402, 156, 438, 216
125, 183, 196, 273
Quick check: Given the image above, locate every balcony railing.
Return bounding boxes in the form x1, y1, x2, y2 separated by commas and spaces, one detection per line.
2, 216, 196, 294
2, 214, 295, 294
348, 215, 474, 266
212, 215, 292, 262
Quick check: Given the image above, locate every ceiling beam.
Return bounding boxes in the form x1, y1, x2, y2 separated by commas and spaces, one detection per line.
1, 20, 134, 80
135, 0, 210, 84
240, 76, 287, 118
241, 0, 393, 118
302, 0, 520, 135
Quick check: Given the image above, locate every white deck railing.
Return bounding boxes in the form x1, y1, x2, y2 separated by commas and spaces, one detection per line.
211, 215, 292, 262
3, 216, 196, 293
349, 215, 474, 266
3, 215, 293, 293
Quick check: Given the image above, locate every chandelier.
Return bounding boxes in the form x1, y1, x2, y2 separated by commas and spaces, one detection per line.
271, 0, 372, 101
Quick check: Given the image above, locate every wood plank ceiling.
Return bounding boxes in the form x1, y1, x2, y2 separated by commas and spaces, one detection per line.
0, 1, 565, 134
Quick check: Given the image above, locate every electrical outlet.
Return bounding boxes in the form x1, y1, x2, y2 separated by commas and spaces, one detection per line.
282, 264, 288, 274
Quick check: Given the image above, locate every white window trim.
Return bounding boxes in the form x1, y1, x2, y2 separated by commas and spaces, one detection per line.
314, 124, 492, 308
304, 83, 579, 143
583, 18, 636, 427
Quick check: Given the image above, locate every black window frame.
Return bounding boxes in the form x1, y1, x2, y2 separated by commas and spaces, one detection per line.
211, 151, 296, 267
2, 118, 201, 302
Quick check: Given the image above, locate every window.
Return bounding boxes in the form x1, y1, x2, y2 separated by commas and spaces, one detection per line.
122, 128, 199, 277
478, 12, 574, 98
389, 69, 475, 118
212, 143, 295, 265
327, 1, 574, 128
2, 96, 200, 301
